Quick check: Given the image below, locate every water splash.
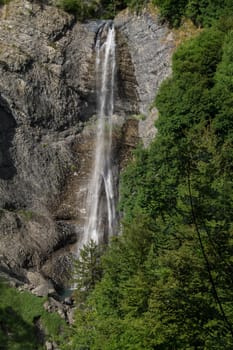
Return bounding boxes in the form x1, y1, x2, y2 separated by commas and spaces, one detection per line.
82, 23, 117, 247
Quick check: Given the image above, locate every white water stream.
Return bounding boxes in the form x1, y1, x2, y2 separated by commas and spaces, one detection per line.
81, 23, 117, 247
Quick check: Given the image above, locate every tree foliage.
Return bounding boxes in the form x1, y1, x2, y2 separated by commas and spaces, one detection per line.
69, 11, 233, 349
73, 240, 103, 304
58, 0, 148, 19
153, 0, 233, 27
58, 0, 233, 25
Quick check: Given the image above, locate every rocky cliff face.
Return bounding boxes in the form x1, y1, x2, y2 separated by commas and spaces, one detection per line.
115, 8, 174, 115
0, 0, 174, 291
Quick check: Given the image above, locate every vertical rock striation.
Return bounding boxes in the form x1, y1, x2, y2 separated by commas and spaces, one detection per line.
115, 9, 175, 115
115, 9, 175, 146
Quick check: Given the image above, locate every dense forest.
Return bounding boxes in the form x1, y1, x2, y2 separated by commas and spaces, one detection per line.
66, 1, 233, 349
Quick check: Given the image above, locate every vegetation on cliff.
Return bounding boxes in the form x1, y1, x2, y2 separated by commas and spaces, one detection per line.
68, 3, 233, 350
58, 0, 233, 25
58, 0, 146, 19
153, 0, 233, 27
0, 0, 10, 4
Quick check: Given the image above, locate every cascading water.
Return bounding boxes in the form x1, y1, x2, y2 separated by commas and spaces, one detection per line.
81, 23, 117, 247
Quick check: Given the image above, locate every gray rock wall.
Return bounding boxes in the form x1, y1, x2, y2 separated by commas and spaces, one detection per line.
0, 0, 175, 290
115, 9, 174, 115
0, 0, 88, 287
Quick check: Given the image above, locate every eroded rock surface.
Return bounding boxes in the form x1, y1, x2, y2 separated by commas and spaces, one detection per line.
115, 9, 175, 115
115, 9, 175, 146
0, 0, 96, 288
0, 0, 174, 291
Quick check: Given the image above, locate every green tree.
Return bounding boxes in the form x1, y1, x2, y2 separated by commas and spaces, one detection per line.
58, 0, 101, 19
73, 240, 103, 304
152, 0, 188, 27
69, 8, 233, 350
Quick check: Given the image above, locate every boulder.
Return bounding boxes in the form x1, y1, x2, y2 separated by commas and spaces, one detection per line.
27, 272, 55, 296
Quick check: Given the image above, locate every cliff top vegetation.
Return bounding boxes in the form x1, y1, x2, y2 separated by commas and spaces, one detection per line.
58, 0, 233, 26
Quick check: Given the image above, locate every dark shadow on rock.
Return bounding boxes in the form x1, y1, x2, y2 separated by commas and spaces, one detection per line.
0, 264, 26, 285
0, 97, 17, 180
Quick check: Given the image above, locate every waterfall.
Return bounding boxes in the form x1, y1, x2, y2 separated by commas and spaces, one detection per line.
82, 23, 117, 247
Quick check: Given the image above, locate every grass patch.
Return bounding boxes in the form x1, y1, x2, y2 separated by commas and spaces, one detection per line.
0, 281, 67, 349
17, 209, 34, 221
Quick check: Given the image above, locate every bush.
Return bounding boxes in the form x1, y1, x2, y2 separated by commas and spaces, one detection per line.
58, 0, 149, 20
0, 0, 10, 5
58, 0, 101, 20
